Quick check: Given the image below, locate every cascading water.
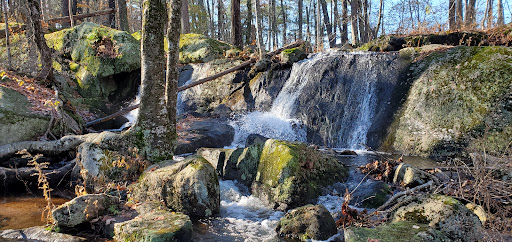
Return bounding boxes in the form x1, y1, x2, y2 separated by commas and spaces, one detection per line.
229, 51, 397, 150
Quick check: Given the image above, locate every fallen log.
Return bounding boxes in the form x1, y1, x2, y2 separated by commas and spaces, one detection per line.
47, 9, 115, 24
85, 40, 304, 127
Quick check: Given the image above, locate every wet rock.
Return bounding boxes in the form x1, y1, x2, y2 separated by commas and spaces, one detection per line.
45, 22, 140, 108
392, 163, 433, 187
0, 86, 49, 145
253, 59, 272, 73
197, 144, 262, 187
113, 204, 192, 242
252, 139, 349, 210
179, 59, 247, 113
0, 226, 86, 242
279, 47, 308, 65
131, 155, 220, 218
360, 182, 392, 209
52, 194, 118, 227
175, 119, 235, 155
245, 133, 269, 147
344, 221, 449, 242
246, 67, 291, 111
392, 194, 483, 241
179, 33, 232, 64
276, 204, 337, 241
338, 150, 358, 156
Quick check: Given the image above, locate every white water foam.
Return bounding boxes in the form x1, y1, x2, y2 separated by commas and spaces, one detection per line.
194, 180, 284, 241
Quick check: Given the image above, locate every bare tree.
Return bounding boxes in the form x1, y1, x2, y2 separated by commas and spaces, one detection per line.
166, 0, 181, 146
464, 0, 476, 28
181, 0, 190, 33
108, 0, 115, 28
449, 0, 456, 30
217, 0, 224, 40
27, 0, 54, 82
246, 0, 252, 45
298, 0, 303, 40
253, 0, 265, 57
61, 0, 70, 28
497, 0, 504, 26
456, 0, 463, 29
117, 0, 130, 32
231, 0, 242, 48
280, 0, 287, 44
2, 0, 11, 70
341, 0, 348, 44
351, 0, 359, 45
319, 0, 335, 48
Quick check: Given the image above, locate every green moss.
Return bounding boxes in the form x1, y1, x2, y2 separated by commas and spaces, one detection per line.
345, 221, 450, 242
388, 46, 512, 158
179, 33, 232, 64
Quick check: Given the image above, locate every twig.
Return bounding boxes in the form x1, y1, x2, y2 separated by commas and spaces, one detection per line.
372, 180, 434, 214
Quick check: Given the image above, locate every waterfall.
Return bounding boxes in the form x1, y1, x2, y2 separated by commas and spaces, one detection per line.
229, 51, 389, 150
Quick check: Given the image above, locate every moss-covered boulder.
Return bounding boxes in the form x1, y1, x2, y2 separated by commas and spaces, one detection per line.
344, 221, 450, 242
197, 144, 262, 187
358, 35, 406, 52
179, 33, 232, 64
392, 194, 483, 241
0, 86, 49, 145
131, 156, 220, 218
113, 204, 192, 242
45, 22, 140, 108
252, 139, 349, 210
76, 142, 147, 192
279, 47, 308, 65
52, 194, 118, 227
384, 46, 512, 159
276, 204, 337, 241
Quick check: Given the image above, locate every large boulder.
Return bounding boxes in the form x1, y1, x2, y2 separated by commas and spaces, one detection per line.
131, 156, 220, 218
279, 47, 308, 65
179, 33, 232, 64
175, 118, 235, 155
392, 194, 483, 241
197, 144, 262, 187
52, 194, 118, 227
392, 163, 433, 188
0, 226, 86, 242
113, 204, 192, 242
76, 142, 147, 191
0, 86, 49, 145
276, 204, 337, 241
384, 46, 512, 159
344, 221, 450, 242
45, 22, 140, 110
252, 139, 349, 210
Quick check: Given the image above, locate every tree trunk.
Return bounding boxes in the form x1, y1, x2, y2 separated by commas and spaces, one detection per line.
61, 0, 70, 28
2, 0, 11, 70
181, 0, 190, 34
217, 0, 224, 40
372, 0, 383, 39
497, 0, 504, 26
449, 0, 456, 30
231, 0, 242, 48
298, 0, 303, 40
27, 0, 54, 82
68, 0, 74, 27
306, 6, 311, 43
316, 0, 320, 50
207, 0, 214, 37
319, 0, 335, 48
464, 0, 476, 28
486, 0, 493, 28
280, 0, 287, 44
362, 0, 369, 42
246, 0, 252, 45
333, 0, 338, 43
117, 0, 130, 32
130, 0, 175, 162
108, 0, 115, 28
271, 0, 277, 49
341, 0, 348, 44
166, 0, 181, 151
456, 0, 463, 29
350, 0, 359, 45
254, 0, 265, 57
